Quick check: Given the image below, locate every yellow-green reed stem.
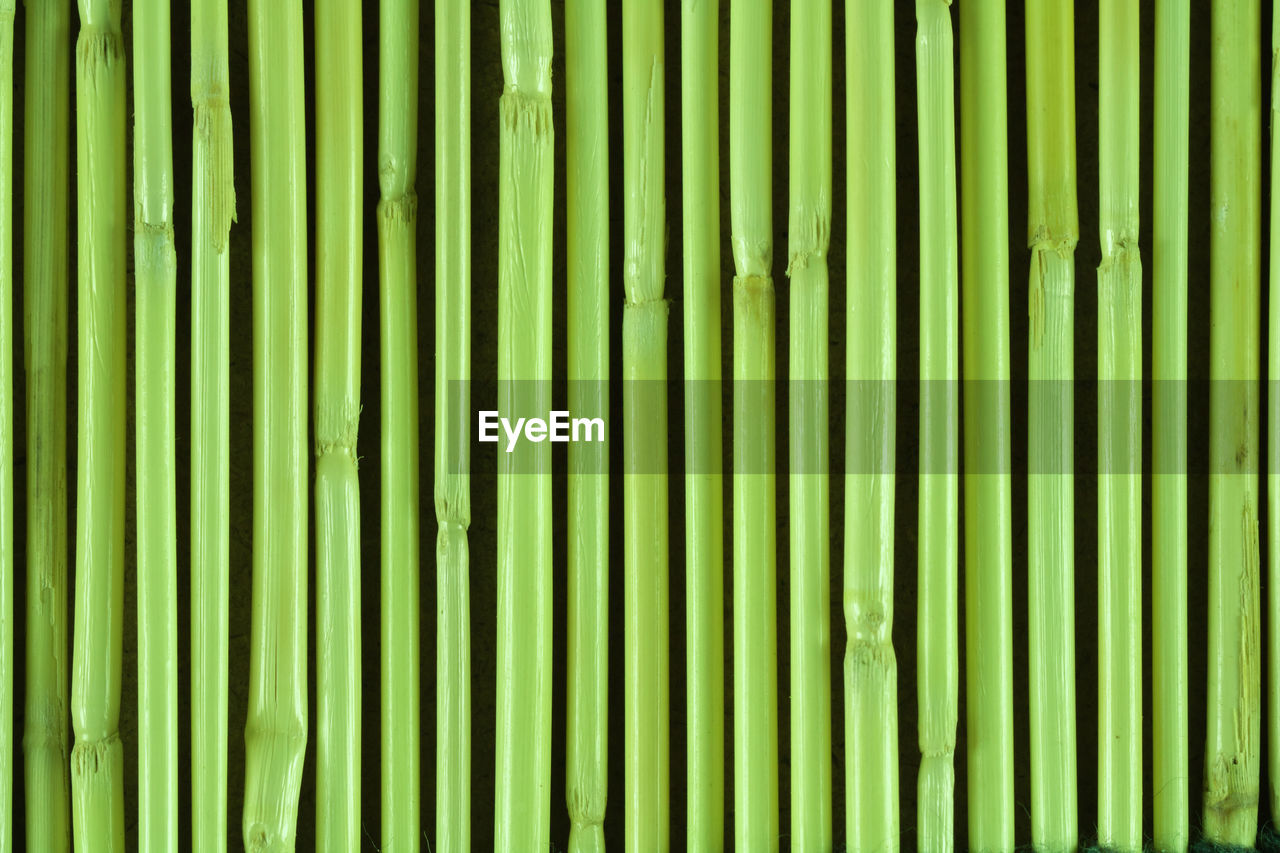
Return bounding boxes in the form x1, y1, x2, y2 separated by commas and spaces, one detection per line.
190, 0, 235, 846
787, 0, 832, 848
1026, 2, 1079, 850
1098, 2, 1143, 849
681, 0, 724, 847
845, 1, 898, 850
314, 0, 363, 846
566, 1, 608, 850
23, 0, 73, 847
495, 0, 554, 847
731, 0, 778, 848
959, 0, 1015, 848
134, 0, 179, 844
915, 2, 958, 851
69, 0, 126, 846
434, 0, 471, 848
0, 0, 11, 846
243, 0, 309, 847
1205, 0, 1261, 845
378, 0, 421, 846
1153, 3, 1189, 850
623, 2, 670, 850
1270, 0, 1280, 835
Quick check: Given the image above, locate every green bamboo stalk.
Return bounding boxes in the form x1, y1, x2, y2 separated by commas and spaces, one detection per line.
1205, 0, 1261, 845
1097, 2, 1143, 849
788, 0, 832, 848
623, 2, 670, 850
1025, 2, 1078, 851
495, 0, 554, 847
190, 0, 235, 846
1270, 0, 1280, 836
731, 0, 778, 848
959, 0, 1015, 848
566, 1, 608, 850
314, 0, 363, 847
378, 0, 421, 847
243, 0, 309, 847
914, 3, 958, 851
1153, 2, 1189, 849
681, 0, 724, 847
69, 0, 127, 845
434, 0, 470, 848
845, 1, 898, 850
134, 0, 179, 845
22, 0, 73, 847
0, 0, 12, 846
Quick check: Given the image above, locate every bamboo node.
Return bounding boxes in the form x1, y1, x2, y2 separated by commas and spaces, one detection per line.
377, 193, 418, 225
314, 403, 361, 458
75, 28, 122, 84
500, 90, 553, 138
786, 206, 831, 275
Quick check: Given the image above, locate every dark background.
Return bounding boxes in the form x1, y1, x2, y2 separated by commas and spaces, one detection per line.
2, 0, 1249, 849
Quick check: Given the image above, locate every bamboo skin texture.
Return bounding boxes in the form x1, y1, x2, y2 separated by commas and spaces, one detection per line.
915, 2, 958, 851
566, 1, 608, 850
23, 0, 73, 847
623, 1, 670, 848
1097, 2, 1143, 849
1205, 0, 1261, 844
0, 0, 12, 845
788, 0, 833, 848
495, 0, 554, 846
243, 0, 309, 847
845, 2, 898, 851
1153, 1, 1189, 850
378, 0, 422, 845
434, 0, 471, 848
69, 0, 127, 845
190, 0, 236, 846
134, 0, 180, 843
731, 0, 779, 847
1025, 2, 1079, 850
314, 0, 363, 847
681, 0, 724, 847
960, 0, 1015, 849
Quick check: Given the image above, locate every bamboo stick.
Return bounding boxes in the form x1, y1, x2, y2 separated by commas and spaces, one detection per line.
434, 0, 470, 848
623, 1, 670, 850
1270, 0, 1280, 837
566, 1, 608, 850
189, 0, 235, 846
376, 3, 424, 853
314, 0, 363, 847
959, 0, 1015, 847
1153, 2, 1189, 849
1205, 0, 1261, 845
22, 0, 73, 847
134, 0, 179, 845
243, 0, 309, 847
788, 0, 832, 848
1025, 2, 1078, 851
914, 2, 958, 850
845, 1, 898, 850
495, 0, 555, 846
1097, 2, 1143, 849
962, 0, 1018, 845
378, 0, 421, 847
681, 0, 724, 847
731, 0, 778, 848
69, 0, 127, 844
0, 0, 12, 846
